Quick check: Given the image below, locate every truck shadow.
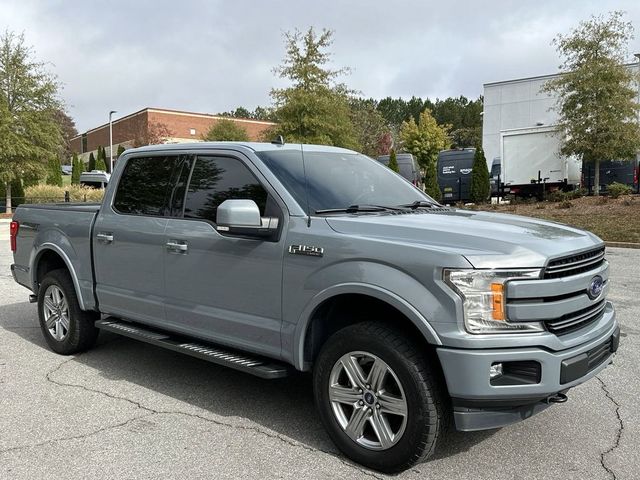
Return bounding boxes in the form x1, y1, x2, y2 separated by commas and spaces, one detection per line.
0, 302, 496, 464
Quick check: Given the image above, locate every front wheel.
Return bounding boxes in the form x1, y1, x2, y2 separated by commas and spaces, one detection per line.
313, 322, 446, 473
37, 269, 99, 354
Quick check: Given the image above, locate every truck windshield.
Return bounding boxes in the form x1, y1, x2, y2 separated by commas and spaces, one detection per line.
257, 149, 435, 214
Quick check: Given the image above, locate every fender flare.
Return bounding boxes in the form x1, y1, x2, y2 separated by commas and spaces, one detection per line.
293, 282, 442, 370
31, 243, 88, 311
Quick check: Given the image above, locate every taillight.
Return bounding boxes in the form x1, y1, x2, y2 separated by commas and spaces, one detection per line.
10, 221, 19, 252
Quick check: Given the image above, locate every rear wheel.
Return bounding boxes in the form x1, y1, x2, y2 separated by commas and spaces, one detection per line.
313, 322, 446, 473
37, 269, 99, 354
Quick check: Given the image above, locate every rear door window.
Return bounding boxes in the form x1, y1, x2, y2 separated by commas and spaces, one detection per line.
183, 156, 268, 223
113, 156, 182, 216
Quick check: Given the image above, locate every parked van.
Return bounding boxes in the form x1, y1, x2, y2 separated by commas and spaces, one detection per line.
376, 153, 422, 189
80, 170, 110, 189
437, 148, 475, 202
582, 159, 639, 193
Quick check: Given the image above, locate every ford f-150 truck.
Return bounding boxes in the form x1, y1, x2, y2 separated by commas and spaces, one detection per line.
10, 142, 619, 473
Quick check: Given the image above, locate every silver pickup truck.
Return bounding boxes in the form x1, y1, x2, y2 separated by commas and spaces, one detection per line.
10, 142, 619, 473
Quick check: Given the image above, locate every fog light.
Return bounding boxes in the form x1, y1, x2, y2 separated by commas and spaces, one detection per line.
489, 363, 503, 379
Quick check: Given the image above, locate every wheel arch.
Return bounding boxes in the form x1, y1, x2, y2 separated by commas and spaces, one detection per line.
293, 283, 442, 371
31, 244, 88, 311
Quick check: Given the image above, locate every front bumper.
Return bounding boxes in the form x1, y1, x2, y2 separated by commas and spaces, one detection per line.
437, 305, 619, 431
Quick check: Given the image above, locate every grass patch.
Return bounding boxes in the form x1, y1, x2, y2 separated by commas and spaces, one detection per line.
483, 195, 640, 243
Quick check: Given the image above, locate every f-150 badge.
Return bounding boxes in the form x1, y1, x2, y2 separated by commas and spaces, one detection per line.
289, 245, 324, 257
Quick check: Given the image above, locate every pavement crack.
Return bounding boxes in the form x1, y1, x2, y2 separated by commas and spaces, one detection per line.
596, 376, 623, 480
42, 357, 385, 479
0, 413, 153, 456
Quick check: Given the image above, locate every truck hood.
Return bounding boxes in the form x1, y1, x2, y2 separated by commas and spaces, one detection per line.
325, 209, 603, 268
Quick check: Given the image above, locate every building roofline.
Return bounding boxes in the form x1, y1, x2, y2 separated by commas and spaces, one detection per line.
484, 61, 639, 88
71, 107, 276, 140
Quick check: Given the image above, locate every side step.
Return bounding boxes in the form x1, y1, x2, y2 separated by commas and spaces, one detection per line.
95, 318, 291, 379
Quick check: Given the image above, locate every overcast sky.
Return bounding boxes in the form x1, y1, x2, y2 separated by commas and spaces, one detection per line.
2, 0, 640, 132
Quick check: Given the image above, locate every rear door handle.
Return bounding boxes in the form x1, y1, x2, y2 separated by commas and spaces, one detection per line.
166, 241, 188, 253
96, 232, 114, 244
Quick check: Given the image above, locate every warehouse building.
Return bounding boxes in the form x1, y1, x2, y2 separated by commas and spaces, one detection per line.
69, 107, 276, 163
482, 64, 640, 191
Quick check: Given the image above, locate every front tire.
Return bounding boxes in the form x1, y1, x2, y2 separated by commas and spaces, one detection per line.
37, 269, 99, 354
313, 322, 446, 473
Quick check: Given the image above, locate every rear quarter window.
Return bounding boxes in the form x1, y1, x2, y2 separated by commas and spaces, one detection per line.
113, 156, 181, 216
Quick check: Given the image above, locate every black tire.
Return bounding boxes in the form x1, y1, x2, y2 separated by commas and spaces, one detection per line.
37, 269, 99, 354
313, 322, 446, 473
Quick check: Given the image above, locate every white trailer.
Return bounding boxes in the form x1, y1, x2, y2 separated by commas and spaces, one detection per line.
500, 126, 581, 196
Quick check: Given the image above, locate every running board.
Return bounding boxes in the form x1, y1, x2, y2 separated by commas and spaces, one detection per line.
95, 318, 291, 379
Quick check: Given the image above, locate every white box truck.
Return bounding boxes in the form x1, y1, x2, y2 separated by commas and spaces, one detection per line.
499, 126, 581, 197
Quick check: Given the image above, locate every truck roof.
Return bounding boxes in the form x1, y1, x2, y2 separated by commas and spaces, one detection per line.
124, 142, 358, 155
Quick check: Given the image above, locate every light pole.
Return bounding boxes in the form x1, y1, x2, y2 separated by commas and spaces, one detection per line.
635, 54, 640, 193
109, 110, 117, 173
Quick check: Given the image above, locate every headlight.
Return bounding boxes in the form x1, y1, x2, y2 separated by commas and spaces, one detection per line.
444, 269, 544, 334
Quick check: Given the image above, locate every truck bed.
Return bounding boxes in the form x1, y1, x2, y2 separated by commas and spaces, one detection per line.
11, 203, 102, 311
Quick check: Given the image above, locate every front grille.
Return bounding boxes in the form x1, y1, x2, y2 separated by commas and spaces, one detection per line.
545, 299, 607, 335
544, 247, 606, 279
587, 336, 613, 370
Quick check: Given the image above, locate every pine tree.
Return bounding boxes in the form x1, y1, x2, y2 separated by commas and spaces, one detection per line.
71, 152, 81, 185
88, 152, 96, 171
95, 150, 107, 171
388, 148, 400, 173
117, 145, 126, 158
46, 158, 63, 187
424, 163, 441, 201
470, 147, 490, 203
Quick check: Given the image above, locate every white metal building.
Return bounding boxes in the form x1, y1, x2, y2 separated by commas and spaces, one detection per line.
482, 65, 640, 189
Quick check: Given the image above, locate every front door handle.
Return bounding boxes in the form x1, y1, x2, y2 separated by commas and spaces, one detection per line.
166, 241, 188, 253
96, 232, 114, 244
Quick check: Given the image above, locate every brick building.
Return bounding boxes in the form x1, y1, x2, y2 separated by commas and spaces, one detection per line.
69, 107, 276, 163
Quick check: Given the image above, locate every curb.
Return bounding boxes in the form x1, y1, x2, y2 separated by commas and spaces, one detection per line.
605, 241, 640, 249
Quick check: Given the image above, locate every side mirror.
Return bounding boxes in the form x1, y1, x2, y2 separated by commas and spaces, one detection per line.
216, 199, 279, 238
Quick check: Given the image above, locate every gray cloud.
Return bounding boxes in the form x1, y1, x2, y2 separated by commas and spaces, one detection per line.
2, 0, 639, 131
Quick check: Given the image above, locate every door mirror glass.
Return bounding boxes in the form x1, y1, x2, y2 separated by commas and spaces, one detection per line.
216, 199, 279, 238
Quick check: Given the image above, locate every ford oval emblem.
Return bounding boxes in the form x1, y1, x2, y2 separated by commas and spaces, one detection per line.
587, 275, 604, 300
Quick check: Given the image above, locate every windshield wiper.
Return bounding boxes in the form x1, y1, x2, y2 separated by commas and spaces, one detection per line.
314, 204, 401, 214
397, 200, 440, 210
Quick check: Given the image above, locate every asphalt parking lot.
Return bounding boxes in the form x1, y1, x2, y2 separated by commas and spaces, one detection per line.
0, 219, 638, 480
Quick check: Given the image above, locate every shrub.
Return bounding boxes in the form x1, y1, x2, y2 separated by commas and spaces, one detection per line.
388, 148, 399, 173
88, 152, 96, 171
45, 157, 63, 187
536, 203, 546, 209
25, 184, 105, 203
423, 162, 441, 201
470, 147, 490, 203
607, 182, 632, 199
557, 200, 573, 209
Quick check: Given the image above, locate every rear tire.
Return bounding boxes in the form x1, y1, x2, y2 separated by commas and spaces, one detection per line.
37, 269, 99, 354
313, 322, 446, 473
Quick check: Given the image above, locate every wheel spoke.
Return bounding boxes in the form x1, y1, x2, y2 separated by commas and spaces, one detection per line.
58, 314, 70, 331
370, 409, 394, 449
54, 321, 65, 340
51, 287, 62, 305
329, 384, 361, 405
377, 392, 407, 417
345, 406, 371, 441
44, 298, 56, 312
342, 356, 367, 389
367, 358, 387, 393
46, 313, 58, 329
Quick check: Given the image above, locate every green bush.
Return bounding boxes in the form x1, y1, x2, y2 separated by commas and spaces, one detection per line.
45, 158, 63, 187
470, 147, 490, 203
88, 152, 96, 171
607, 182, 632, 199
424, 162, 441, 201
388, 148, 399, 173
